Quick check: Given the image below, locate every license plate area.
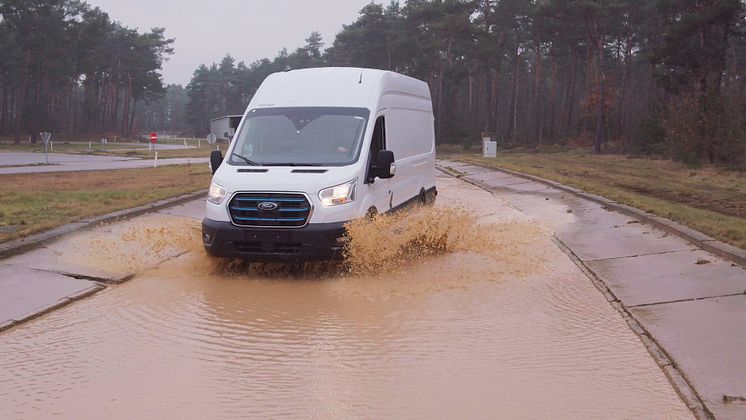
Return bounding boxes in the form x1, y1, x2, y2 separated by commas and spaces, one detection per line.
244, 231, 290, 242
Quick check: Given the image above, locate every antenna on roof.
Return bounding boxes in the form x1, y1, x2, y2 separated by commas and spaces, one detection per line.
358, 69, 363, 84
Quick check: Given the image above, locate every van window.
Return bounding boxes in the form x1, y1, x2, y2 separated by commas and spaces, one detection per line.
385, 109, 434, 159
229, 107, 370, 167
366, 116, 386, 182
370, 116, 386, 162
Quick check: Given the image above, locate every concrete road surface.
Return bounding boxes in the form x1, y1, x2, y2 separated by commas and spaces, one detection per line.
0, 152, 208, 174
439, 160, 746, 419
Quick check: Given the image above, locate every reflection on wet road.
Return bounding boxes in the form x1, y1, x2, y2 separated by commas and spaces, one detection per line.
0, 176, 692, 418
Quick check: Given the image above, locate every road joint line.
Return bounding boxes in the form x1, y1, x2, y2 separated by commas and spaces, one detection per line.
628, 292, 746, 309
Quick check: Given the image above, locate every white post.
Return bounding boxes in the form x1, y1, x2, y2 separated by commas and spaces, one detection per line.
184, 138, 187, 147
198, 139, 201, 148
88, 141, 91, 149
50, 142, 54, 152
153, 151, 158, 168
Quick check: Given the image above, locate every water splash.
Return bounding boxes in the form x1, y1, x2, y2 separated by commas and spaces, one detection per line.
343, 206, 546, 276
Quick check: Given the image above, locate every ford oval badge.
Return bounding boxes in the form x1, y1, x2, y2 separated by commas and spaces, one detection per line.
258, 202, 279, 211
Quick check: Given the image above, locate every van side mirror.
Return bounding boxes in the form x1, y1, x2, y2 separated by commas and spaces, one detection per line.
210, 150, 223, 175
375, 150, 396, 179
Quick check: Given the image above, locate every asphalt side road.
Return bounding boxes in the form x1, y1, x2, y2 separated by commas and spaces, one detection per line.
439, 159, 746, 419
0, 152, 208, 174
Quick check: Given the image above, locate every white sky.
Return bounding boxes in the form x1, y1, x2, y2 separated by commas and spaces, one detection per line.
85, 0, 382, 85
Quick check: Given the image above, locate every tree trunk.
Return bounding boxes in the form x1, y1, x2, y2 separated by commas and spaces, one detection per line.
121, 73, 133, 135
14, 52, 32, 144
549, 53, 558, 142
1, 84, 6, 135
506, 44, 520, 145
592, 20, 605, 155
533, 41, 543, 147
565, 50, 578, 140
619, 33, 633, 152
128, 99, 137, 136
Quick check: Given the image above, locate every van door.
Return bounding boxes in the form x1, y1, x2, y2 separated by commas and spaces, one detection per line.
363, 115, 396, 213
384, 108, 431, 207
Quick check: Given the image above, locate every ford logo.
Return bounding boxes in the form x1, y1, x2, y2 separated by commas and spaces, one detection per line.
257, 202, 279, 211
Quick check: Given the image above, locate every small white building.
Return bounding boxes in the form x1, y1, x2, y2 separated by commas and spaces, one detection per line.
210, 115, 243, 140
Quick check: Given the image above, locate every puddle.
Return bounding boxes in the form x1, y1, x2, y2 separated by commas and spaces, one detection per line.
0, 178, 692, 418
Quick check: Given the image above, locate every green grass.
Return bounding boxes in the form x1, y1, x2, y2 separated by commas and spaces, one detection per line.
0, 141, 148, 159
448, 150, 746, 250
113, 142, 229, 159
0, 165, 212, 243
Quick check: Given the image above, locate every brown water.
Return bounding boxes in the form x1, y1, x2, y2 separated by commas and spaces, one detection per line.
0, 177, 692, 419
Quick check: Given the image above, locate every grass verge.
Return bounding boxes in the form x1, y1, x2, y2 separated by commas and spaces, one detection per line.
0, 139, 228, 159
450, 151, 746, 250
112, 142, 229, 159
0, 165, 211, 243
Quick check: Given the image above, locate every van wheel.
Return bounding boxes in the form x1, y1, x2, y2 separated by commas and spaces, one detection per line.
366, 207, 378, 219
419, 189, 428, 206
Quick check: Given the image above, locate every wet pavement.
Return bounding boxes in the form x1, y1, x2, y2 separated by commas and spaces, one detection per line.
0, 174, 695, 418
440, 160, 746, 419
0, 152, 207, 174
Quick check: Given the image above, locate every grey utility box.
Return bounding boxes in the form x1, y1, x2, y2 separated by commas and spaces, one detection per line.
482, 138, 497, 158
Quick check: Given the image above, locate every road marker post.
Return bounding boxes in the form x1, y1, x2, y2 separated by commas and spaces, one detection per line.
39, 132, 52, 165
149, 132, 159, 167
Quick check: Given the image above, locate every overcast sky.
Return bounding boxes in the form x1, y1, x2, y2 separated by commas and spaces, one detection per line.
85, 0, 381, 86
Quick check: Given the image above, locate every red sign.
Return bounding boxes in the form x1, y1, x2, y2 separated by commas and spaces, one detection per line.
149, 132, 158, 143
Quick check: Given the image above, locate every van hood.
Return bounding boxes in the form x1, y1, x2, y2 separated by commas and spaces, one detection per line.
211, 164, 361, 196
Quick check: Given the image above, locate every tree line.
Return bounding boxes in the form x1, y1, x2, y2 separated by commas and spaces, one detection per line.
183, 0, 746, 166
0, 0, 173, 143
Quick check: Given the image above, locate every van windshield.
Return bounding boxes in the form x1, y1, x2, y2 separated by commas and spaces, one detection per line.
228, 107, 370, 167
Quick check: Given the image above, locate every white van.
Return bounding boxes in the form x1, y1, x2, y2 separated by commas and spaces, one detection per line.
202, 67, 437, 261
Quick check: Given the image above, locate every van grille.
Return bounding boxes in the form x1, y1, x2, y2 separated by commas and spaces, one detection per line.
234, 242, 302, 254
228, 193, 311, 227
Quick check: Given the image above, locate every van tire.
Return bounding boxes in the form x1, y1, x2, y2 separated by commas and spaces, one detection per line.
366, 207, 378, 219
417, 188, 436, 207
419, 190, 426, 205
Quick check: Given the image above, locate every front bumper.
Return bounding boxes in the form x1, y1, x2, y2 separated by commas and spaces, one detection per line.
202, 218, 347, 261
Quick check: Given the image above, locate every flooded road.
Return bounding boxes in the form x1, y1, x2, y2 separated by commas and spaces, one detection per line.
0, 176, 692, 419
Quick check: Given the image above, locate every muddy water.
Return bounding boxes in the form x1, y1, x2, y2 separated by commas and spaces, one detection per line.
0, 177, 692, 419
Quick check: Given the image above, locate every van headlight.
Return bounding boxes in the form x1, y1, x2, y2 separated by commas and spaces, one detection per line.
207, 182, 227, 205
319, 179, 356, 207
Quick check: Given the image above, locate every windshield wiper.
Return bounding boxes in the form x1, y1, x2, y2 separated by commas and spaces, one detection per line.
231, 153, 260, 166
262, 163, 324, 167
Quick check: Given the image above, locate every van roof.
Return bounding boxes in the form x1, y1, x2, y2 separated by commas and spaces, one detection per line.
248, 67, 431, 110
